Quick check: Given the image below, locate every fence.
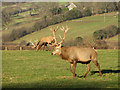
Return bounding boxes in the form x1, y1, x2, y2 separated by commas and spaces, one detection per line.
0, 45, 35, 50
0, 45, 54, 51
0, 41, 119, 50
107, 41, 119, 49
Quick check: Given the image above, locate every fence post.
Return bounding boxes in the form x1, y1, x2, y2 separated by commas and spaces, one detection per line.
5, 47, 8, 51
20, 47, 22, 51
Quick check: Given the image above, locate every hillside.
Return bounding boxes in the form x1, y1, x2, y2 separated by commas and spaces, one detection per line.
13, 12, 118, 43
106, 34, 119, 42
2, 2, 118, 42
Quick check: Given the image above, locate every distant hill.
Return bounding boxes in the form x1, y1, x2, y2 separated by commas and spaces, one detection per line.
13, 12, 118, 43
106, 34, 118, 42
2, 2, 118, 42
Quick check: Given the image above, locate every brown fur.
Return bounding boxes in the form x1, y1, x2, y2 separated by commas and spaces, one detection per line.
36, 36, 55, 51
51, 25, 102, 78
52, 46, 102, 78
31, 26, 58, 51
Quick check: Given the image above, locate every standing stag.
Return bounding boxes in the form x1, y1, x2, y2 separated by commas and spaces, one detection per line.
30, 26, 59, 51
51, 25, 102, 78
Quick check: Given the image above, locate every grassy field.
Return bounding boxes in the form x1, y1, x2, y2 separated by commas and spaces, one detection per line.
106, 34, 119, 42
2, 49, 119, 88
13, 12, 118, 43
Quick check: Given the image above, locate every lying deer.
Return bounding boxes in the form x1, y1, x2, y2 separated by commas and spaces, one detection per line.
30, 26, 59, 51
51, 26, 102, 78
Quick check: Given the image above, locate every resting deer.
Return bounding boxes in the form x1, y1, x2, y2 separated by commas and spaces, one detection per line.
30, 26, 59, 51
51, 25, 102, 78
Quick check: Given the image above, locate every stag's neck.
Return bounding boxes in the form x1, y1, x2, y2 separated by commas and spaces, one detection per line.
59, 47, 69, 60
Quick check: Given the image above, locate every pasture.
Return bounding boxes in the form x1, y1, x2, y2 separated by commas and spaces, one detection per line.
13, 12, 118, 43
2, 49, 119, 88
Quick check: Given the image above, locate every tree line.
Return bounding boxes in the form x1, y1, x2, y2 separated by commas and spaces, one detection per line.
2, 2, 119, 42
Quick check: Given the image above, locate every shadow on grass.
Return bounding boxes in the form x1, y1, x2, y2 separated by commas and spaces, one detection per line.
2, 70, 119, 88
2, 79, 118, 88
2, 80, 115, 88
91, 69, 120, 75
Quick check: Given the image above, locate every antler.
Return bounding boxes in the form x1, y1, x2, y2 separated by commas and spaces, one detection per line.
30, 40, 36, 47
50, 26, 59, 44
35, 39, 39, 45
50, 26, 59, 32
58, 25, 69, 45
30, 39, 39, 48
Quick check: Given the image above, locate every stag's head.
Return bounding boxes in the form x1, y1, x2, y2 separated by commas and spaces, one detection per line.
52, 25, 69, 55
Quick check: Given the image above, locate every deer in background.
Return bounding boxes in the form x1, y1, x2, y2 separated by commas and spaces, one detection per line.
51, 25, 102, 78
30, 26, 59, 51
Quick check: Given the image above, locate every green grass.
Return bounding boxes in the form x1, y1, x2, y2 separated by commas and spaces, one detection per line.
2, 49, 119, 88
59, 2, 67, 5
12, 16, 24, 19
105, 34, 119, 42
13, 12, 118, 43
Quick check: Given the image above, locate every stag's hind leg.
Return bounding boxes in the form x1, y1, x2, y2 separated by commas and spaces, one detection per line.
92, 61, 102, 76
36, 45, 40, 51
84, 63, 91, 78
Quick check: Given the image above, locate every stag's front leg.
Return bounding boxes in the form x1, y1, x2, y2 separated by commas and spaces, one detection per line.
70, 63, 74, 74
36, 45, 40, 51
84, 63, 91, 78
43, 45, 46, 51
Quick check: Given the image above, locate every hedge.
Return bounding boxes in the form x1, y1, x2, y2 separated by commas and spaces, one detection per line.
93, 25, 118, 40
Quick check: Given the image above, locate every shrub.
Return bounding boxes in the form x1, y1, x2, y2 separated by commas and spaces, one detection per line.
93, 25, 118, 40
64, 9, 82, 20
75, 36, 83, 42
94, 40, 108, 49
93, 30, 107, 40
8, 28, 28, 41
105, 25, 118, 38
33, 20, 48, 31
50, 15, 64, 24
85, 8, 92, 16
75, 36, 84, 46
61, 7, 69, 13
51, 7, 62, 15
63, 36, 84, 47
82, 8, 92, 17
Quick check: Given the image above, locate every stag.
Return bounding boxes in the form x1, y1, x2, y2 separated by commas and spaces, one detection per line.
51, 26, 102, 78
30, 26, 59, 51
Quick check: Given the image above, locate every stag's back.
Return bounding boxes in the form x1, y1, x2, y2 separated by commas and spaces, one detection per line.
40, 36, 54, 43
61, 47, 97, 62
